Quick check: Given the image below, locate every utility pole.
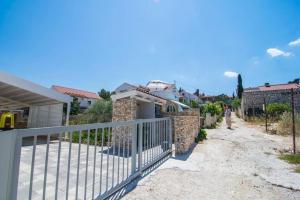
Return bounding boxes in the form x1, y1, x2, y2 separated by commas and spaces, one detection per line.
291, 88, 296, 154
264, 97, 268, 132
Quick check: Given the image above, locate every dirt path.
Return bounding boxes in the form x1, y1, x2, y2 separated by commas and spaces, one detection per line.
123, 114, 300, 200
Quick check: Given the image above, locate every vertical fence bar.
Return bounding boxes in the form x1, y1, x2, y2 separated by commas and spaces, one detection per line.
84, 129, 90, 200
28, 135, 37, 200
145, 123, 151, 164
122, 129, 125, 181
169, 119, 172, 151
92, 129, 98, 199
66, 132, 72, 200
131, 124, 137, 174
151, 122, 153, 161
117, 130, 121, 184
55, 133, 62, 200
112, 128, 115, 187
100, 128, 104, 195
138, 122, 143, 173
42, 134, 50, 200
9, 133, 22, 200
127, 128, 129, 178
75, 131, 82, 199
150, 122, 153, 162
106, 128, 110, 191
164, 120, 167, 152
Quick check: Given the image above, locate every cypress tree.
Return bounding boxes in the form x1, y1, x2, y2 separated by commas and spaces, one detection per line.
237, 74, 244, 99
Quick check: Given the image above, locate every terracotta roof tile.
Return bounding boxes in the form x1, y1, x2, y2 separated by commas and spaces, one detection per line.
52, 85, 101, 99
258, 83, 300, 91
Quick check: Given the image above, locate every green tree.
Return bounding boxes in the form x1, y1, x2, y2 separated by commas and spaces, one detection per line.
237, 74, 244, 99
266, 103, 291, 119
194, 89, 200, 96
98, 89, 111, 100
231, 98, 241, 109
190, 100, 199, 108
202, 103, 222, 116
86, 99, 112, 122
70, 97, 80, 115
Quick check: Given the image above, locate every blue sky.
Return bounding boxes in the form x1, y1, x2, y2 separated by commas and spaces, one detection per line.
0, 0, 300, 95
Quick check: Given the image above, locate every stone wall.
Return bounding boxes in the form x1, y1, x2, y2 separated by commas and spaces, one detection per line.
112, 97, 137, 121
112, 97, 137, 150
242, 89, 300, 118
163, 110, 200, 154
204, 113, 217, 128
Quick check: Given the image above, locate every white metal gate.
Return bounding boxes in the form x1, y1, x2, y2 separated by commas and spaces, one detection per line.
0, 118, 172, 200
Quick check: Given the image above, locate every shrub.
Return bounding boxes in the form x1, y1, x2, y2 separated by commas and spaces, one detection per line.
190, 100, 199, 108
266, 103, 291, 119
215, 101, 225, 113
70, 100, 112, 125
195, 129, 207, 143
231, 98, 241, 110
86, 99, 112, 122
277, 111, 300, 135
202, 103, 223, 116
71, 128, 111, 145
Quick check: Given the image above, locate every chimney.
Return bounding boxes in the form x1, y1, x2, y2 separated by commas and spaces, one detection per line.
265, 83, 270, 87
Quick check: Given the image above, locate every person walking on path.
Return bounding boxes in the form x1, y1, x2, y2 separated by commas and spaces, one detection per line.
225, 105, 232, 129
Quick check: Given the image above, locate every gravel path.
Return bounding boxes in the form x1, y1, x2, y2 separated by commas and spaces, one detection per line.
123, 114, 300, 200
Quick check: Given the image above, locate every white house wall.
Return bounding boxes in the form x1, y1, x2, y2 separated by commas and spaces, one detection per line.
78, 97, 98, 109
28, 103, 63, 128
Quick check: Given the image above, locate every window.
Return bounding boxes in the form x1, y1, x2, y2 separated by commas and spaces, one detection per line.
155, 104, 162, 118
88, 101, 91, 105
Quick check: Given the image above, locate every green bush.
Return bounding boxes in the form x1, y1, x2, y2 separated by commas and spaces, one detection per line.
195, 129, 207, 143
70, 99, 112, 125
266, 103, 291, 119
231, 98, 241, 109
202, 103, 223, 116
190, 100, 199, 108
71, 128, 111, 145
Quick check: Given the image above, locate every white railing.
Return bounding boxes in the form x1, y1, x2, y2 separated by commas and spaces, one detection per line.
0, 118, 172, 200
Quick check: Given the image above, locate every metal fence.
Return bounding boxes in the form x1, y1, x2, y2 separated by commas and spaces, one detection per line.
0, 117, 172, 200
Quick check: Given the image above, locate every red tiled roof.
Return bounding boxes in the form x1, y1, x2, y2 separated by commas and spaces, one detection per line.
135, 86, 167, 100
52, 85, 101, 99
258, 83, 300, 91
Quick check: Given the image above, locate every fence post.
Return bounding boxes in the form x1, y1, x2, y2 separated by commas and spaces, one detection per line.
131, 124, 137, 174
169, 118, 172, 151
0, 130, 22, 200
291, 88, 296, 154
138, 122, 143, 173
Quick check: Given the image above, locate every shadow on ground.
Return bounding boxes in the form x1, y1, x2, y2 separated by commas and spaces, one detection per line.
106, 155, 171, 200
106, 144, 200, 199
171, 142, 197, 161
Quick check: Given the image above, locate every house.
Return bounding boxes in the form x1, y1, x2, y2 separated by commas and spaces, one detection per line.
179, 89, 202, 104
0, 71, 72, 128
146, 80, 180, 101
111, 82, 190, 121
52, 85, 101, 110
111, 82, 200, 154
241, 82, 300, 118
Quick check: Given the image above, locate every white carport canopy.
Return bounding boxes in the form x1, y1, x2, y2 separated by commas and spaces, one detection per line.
0, 71, 72, 110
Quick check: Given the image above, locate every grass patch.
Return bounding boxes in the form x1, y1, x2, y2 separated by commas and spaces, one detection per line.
295, 166, 300, 173
279, 154, 300, 164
